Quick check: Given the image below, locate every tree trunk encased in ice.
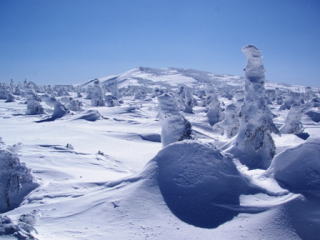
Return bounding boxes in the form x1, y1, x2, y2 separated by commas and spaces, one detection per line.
158, 93, 192, 147
228, 45, 279, 170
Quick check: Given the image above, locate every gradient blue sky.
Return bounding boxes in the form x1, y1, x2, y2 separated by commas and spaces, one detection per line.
0, 0, 319, 86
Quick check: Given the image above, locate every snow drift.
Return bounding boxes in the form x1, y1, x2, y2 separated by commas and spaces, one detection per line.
154, 141, 254, 228
269, 138, 320, 198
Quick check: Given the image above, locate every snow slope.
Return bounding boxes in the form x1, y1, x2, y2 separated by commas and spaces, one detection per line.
0, 67, 320, 240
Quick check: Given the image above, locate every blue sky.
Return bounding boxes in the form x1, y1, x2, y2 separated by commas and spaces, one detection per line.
0, 0, 319, 86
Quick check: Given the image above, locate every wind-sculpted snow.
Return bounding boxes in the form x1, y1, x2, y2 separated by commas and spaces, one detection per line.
0, 59, 319, 239
36, 100, 68, 122
269, 138, 320, 198
156, 141, 252, 228
76, 110, 103, 121
306, 110, 320, 123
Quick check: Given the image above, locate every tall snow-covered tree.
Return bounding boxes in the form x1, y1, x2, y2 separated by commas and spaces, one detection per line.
227, 45, 279, 170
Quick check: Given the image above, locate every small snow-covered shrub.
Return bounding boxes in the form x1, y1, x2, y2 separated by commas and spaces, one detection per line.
0, 144, 38, 213
26, 100, 44, 115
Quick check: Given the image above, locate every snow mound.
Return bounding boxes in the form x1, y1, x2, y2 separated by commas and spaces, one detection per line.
76, 110, 102, 121
269, 138, 320, 198
139, 133, 161, 142
0, 144, 38, 213
155, 141, 250, 228
306, 110, 320, 123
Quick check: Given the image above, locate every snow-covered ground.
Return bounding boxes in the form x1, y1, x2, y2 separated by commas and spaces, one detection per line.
0, 65, 319, 240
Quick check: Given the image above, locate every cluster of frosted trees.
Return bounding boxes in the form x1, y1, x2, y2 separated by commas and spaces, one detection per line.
0, 77, 123, 121
157, 45, 319, 171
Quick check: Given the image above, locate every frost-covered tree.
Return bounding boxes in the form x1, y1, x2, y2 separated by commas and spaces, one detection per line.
280, 104, 304, 134
52, 101, 68, 119
158, 93, 192, 147
68, 98, 82, 111
178, 85, 194, 113
213, 103, 239, 138
105, 94, 119, 107
0, 142, 38, 213
5, 93, 15, 102
26, 100, 44, 115
91, 79, 105, 106
227, 45, 279, 170
279, 91, 304, 110
0, 84, 8, 100
26, 89, 41, 102
206, 89, 223, 126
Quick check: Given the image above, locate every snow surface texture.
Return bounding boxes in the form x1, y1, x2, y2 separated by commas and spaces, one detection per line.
269, 138, 320, 198
0, 54, 320, 239
155, 141, 253, 228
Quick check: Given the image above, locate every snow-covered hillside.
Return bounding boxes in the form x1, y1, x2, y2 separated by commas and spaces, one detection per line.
1, 47, 320, 240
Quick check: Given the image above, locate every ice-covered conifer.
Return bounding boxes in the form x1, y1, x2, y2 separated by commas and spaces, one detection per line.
0, 142, 38, 212
206, 89, 223, 126
91, 79, 105, 106
68, 98, 82, 111
5, 93, 15, 102
279, 91, 304, 110
0, 84, 8, 99
158, 93, 192, 147
280, 104, 305, 134
105, 94, 119, 107
178, 85, 194, 113
52, 101, 68, 119
26, 100, 44, 115
213, 104, 239, 137
227, 45, 279, 170
14, 85, 22, 96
